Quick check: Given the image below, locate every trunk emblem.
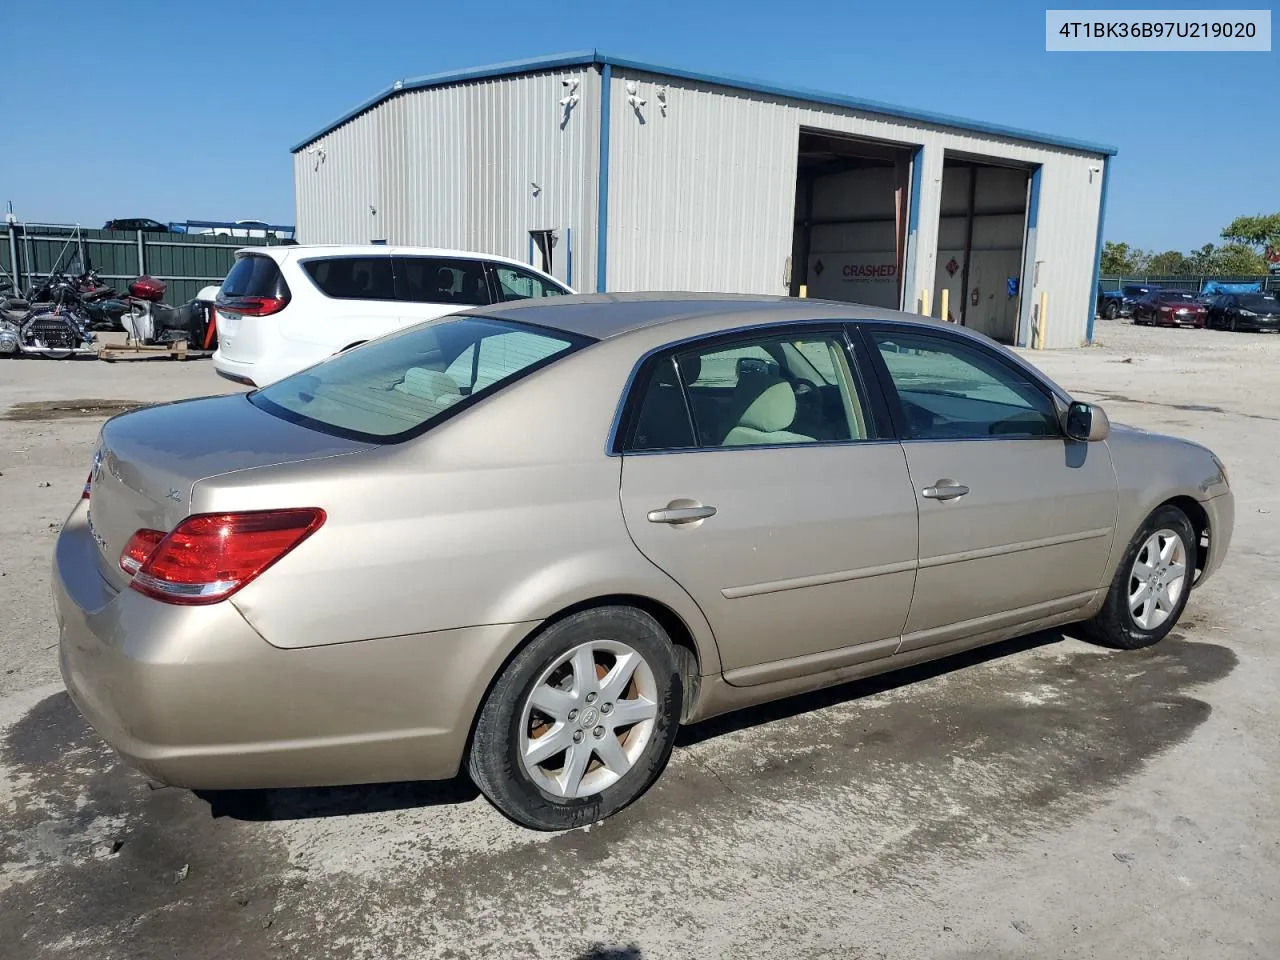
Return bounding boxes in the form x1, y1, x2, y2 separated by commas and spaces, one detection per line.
87, 514, 108, 553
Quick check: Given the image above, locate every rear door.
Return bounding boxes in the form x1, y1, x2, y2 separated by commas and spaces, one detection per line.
289, 254, 399, 350
617, 324, 919, 685
862, 325, 1117, 651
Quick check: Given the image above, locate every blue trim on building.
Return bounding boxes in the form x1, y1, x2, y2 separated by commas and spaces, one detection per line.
291, 50, 1120, 158
595, 63, 613, 293
1086, 160, 1110, 344
1026, 165, 1041, 230
902, 145, 924, 311
566, 226, 573, 289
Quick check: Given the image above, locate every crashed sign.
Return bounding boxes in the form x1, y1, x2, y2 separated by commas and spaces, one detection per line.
808, 254, 899, 308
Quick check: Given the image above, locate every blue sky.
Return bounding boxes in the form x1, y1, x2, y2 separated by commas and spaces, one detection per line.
2, 0, 1275, 252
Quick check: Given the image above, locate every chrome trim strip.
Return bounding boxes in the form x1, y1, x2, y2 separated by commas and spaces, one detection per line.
918, 526, 1113, 569
722, 558, 917, 599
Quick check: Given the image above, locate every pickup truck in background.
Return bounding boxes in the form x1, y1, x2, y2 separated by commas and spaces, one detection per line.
1097, 284, 1161, 320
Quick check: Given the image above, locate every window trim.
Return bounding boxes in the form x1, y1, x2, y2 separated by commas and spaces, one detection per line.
609, 320, 889, 456
855, 321, 1067, 443
248, 315, 595, 446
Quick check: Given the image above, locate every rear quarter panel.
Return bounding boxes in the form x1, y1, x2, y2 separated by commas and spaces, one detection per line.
198, 343, 724, 674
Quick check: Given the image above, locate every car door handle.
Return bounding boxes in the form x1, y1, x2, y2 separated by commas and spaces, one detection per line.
921, 479, 970, 501
647, 504, 717, 524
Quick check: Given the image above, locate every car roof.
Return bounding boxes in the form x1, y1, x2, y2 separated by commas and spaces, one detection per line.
477, 291, 944, 340
240, 244, 566, 279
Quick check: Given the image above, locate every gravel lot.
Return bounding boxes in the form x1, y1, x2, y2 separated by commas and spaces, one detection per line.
2, 320, 1278, 959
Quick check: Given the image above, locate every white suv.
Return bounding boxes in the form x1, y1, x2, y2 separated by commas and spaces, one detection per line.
212, 245, 573, 387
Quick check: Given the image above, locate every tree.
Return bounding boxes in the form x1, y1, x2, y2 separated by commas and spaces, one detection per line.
1221, 213, 1280, 251
1146, 250, 1190, 274
1209, 242, 1268, 276
1101, 241, 1139, 274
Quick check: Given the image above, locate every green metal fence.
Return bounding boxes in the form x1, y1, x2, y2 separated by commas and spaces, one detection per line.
1099, 273, 1280, 294
0, 223, 286, 306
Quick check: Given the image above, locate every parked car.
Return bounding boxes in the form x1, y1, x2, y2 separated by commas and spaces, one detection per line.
1131, 289, 1206, 328
1206, 292, 1280, 332
102, 218, 179, 233
55, 294, 1233, 829
1097, 284, 1159, 320
212, 245, 573, 387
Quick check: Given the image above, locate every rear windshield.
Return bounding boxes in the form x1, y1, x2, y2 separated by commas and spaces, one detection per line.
222, 255, 286, 297
250, 316, 588, 442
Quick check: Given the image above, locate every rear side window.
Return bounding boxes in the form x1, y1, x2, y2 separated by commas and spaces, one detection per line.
302, 257, 396, 301
393, 257, 490, 305
250, 317, 588, 442
222, 255, 288, 298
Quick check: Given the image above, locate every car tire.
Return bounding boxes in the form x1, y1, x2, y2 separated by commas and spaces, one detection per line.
1105, 302, 1119, 321
1230, 316, 1237, 333
468, 606, 683, 830
1082, 505, 1197, 651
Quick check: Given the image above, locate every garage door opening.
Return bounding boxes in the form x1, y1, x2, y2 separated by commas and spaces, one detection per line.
791, 130, 915, 309
934, 156, 1033, 344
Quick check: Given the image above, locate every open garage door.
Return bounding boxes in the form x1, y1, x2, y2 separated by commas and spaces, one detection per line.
934, 157, 1032, 344
791, 131, 914, 309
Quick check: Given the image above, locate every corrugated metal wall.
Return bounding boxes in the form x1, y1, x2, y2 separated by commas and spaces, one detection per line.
293, 70, 600, 290
605, 69, 1106, 348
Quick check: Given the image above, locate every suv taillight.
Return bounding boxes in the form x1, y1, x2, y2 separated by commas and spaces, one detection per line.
217, 296, 287, 317
126, 508, 325, 605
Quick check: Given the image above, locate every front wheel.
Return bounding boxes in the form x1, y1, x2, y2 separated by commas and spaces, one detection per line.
1083, 505, 1196, 650
468, 606, 683, 830
1105, 302, 1119, 321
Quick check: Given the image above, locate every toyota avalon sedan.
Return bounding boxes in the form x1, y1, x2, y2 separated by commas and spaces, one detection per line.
54, 294, 1234, 830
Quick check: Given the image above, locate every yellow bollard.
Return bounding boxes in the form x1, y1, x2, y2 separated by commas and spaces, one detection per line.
920, 288, 931, 316
1037, 291, 1048, 349
798, 284, 808, 299
940, 287, 949, 323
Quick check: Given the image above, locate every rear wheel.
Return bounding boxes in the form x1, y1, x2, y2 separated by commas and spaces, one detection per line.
1083, 505, 1196, 650
468, 606, 682, 830
1105, 301, 1119, 321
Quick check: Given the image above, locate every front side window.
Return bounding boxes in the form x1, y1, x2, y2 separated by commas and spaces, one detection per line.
251, 317, 584, 442
621, 330, 872, 452
491, 265, 568, 302
393, 257, 490, 305
302, 257, 396, 301
870, 330, 1059, 440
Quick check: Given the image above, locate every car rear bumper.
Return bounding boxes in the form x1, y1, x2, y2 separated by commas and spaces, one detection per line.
211, 350, 260, 387
54, 501, 535, 789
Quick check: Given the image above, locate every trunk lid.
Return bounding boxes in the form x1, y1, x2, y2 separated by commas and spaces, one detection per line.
87, 393, 371, 591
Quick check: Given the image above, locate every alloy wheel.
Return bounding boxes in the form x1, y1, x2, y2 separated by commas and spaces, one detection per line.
1128, 528, 1188, 631
518, 639, 659, 799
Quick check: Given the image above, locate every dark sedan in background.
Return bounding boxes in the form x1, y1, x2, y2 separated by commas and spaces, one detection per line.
1132, 290, 1206, 328
1206, 293, 1280, 332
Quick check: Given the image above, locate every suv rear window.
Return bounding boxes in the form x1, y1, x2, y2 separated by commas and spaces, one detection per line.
222, 254, 289, 298
302, 256, 396, 301
250, 317, 590, 442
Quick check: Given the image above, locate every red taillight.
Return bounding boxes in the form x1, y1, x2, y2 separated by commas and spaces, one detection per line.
82, 471, 92, 499
120, 528, 165, 574
128, 508, 325, 605
217, 296, 286, 317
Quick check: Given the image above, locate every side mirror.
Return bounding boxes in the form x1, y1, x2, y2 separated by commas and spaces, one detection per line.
736, 356, 780, 379
1065, 401, 1109, 442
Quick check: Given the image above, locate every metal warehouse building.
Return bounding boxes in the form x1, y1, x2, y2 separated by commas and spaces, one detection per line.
292, 51, 1116, 348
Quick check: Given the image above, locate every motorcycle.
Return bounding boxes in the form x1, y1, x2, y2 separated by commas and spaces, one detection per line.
0, 277, 97, 359
120, 275, 211, 349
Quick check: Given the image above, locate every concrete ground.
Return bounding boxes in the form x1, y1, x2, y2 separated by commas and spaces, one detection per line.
1, 320, 1277, 959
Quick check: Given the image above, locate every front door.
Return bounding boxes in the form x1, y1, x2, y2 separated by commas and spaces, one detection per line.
616, 326, 919, 684
863, 326, 1118, 651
